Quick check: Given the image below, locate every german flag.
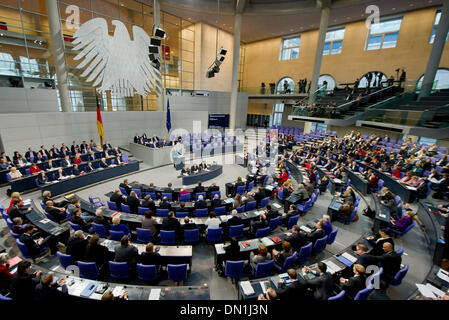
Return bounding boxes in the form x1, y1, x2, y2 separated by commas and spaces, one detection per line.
96, 96, 105, 146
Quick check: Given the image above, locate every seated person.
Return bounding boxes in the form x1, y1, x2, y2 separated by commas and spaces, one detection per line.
44, 200, 67, 223
36, 172, 49, 186
0, 252, 13, 291
194, 195, 207, 209
9, 167, 22, 179
99, 158, 109, 168
71, 163, 81, 176
366, 229, 394, 256
11, 218, 31, 235
307, 221, 326, 246
249, 244, 272, 270
29, 163, 41, 175
302, 262, 334, 300
281, 204, 299, 227
42, 190, 68, 208
182, 217, 197, 231
159, 196, 172, 212
111, 216, 131, 236
249, 214, 267, 236
141, 210, 158, 238
285, 225, 308, 252
211, 194, 221, 208
389, 210, 414, 232
61, 155, 71, 167
85, 161, 95, 173
139, 242, 161, 268
54, 168, 68, 180
276, 268, 312, 300
321, 215, 333, 236
141, 194, 156, 213
191, 163, 200, 174
110, 189, 126, 211
9, 260, 43, 301
276, 168, 288, 185
114, 235, 138, 274
226, 209, 242, 229
338, 264, 367, 300
272, 241, 293, 267
264, 204, 280, 222
318, 176, 330, 193
126, 191, 140, 214
223, 238, 241, 265
8, 198, 32, 221
204, 211, 220, 232
19, 225, 56, 257
66, 230, 88, 262
71, 208, 92, 232
193, 181, 205, 194
334, 202, 355, 221
119, 179, 132, 195
93, 208, 111, 232
161, 211, 182, 240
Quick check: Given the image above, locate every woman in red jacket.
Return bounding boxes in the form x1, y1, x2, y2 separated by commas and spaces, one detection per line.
29, 163, 41, 174
74, 154, 83, 165
392, 165, 402, 179
0, 253, 13, 291
277, 168, 288, 185
6, 192, 23, 214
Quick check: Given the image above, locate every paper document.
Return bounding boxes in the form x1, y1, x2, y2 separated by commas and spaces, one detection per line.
148, 289, 161, 300
112, 286, 124, 297
416, 283, 445, 299
272, 203, 281, 209
260, 281, 269, 294
240, 281, 255, 296
324, 261, 341, 274
341, 252, 358, 263
70, 281, 85, 296
437, 268, 449, 283
215, 243, 225, 255
260, 237, 274, 246
300, 226, 312, 233
40, 218, 51, 224
333, 179, 343, 184
406, 186, 417, 191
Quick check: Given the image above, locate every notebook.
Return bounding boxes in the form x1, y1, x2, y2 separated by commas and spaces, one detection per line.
240, 281, 255, 296
260, 237, 274, 247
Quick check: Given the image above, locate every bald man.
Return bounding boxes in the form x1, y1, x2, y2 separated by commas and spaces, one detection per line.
376, 242, 401, 285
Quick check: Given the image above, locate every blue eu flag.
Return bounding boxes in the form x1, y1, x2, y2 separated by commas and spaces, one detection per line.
166, 98, 172, 133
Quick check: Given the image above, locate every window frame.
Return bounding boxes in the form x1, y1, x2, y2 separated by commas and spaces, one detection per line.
365, 16, 402, 51
429, 9, 449, 44
279, 35, 301, 61
323, 27, 345, 56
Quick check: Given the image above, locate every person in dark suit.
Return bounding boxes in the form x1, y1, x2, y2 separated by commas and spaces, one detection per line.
66, 230, 88, 262
103, 141, 113, 150
84, 235, 110, 272
126, 191, 140, 214
182, 217, 197, 231
93, 208, 110, 232
366, 229, 394, 256
71, 208, 92, 232
208, 182, 219, 192
211, 194, 221, 208
159, 197, 172, 212
303, 262, 334, 300
133, 133, 140, 144
376, 242, 402, 285
193, 181, 205, 194
277, 269, 312, 300
191, 163, 200, 174
114, 235, 139, 274
44, 200, 67, 223
250, 214, 267, 236
61, 155, 71, 167
307, 221, 326, 246
88, 151, 96, 162
161, 211, 182, 241
163, 182, 174, 194
253, 187, 265, 206
181, 166, 190, 176
176, 202, 189, 217
71, 164, 80, 176
353, 243, 378, 269
42, 159, 55, 171
85, 161, 95, 173
194, 195, 207, 209
9, 260, 42, 301
226, 209, 242, 228
99, 158, 109, 168
19, 225, 55, 258
285, 225, 308, 252
338, 264, 367, 300
8, 198, 32, 221
139, 242, 161, 268
141, 194, 156, 213
25, 148, 37, 163
110, 189, 126, 211
34, 272, 68, 301
264, 204, 280, 222
199, 161, 208, 170
281, 204, 299, 227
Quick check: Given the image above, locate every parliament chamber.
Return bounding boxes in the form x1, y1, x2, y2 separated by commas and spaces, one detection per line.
0, 0, 448, 316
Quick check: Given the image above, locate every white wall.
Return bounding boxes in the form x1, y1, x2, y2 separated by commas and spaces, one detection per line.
0, 110, 207, 155
194, 23, 234, 92
0, 87, 59, 113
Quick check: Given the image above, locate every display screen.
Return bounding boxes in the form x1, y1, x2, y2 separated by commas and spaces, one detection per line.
208, 114, 230, 128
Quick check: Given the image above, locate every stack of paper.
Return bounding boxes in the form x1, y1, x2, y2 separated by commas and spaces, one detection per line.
148, 288, 161, 300
112, 286, 124, 297
341, 252, 358, 264
416, 283, 446, 299
260, 237, 274, 246
437, 268, 449, 283
240, 281, 255, 295
300, 225, 312, 233
324, 260, 341, 274
272, 203, 281, 209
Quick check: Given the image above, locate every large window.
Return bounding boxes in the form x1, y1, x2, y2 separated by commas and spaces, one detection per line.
279, 36, 300, 61
366, 17, 402, 50
19, 57, 40, 77
270, 104, 284, 127
430, 10, 449, 44
276, 77, 295, 94
311, 123, 328, 132
418, 137, 437, 146
318, 74, 336, 90
324, 27, 345, 55
417, 68, 449, 91
0, 53, 16, 75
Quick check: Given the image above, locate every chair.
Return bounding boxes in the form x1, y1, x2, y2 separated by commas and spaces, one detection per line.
109, 261, 129, 279
387, 221, 415, 237
328, 290, 345, 300
269, 216, 280, 231
277, 189, 284, 201
253, 260, 274, 278
263, 175, 269, 185
287, 215, 299, 230
135, 228, 152, 243
0, 294, 11, 300
210, 191, 221, 200
121, 204, 131, 213
274, 252, 298, 272
225, 260, 245, 281
229, 224, 244, 238
9, 230, 20, 239
160, 230, 176, 245
207, 228, 222, 242
191, 191, 205, 201
195, 208, 208, 217
137, 264, 158, 282
255, 226, 270, 238
259, 197, 270, 209
6, 218, 14, 230
122, 153, 129, 162
138, 207, 147, 215
145, 192, 157, 200
179, 193, 191, 202
390, 264, 409, 286
57, 252, 74, 270
337, 207, 358, 225
247, 181, 254, 192
313, 236, 328, 255
236, 185, 245, 195
69, 221, 82, 232
396, 246, 404, 256
298, 243, 312, 262
245, 201, 257, 212
107, 201, 117, 211
175, 211, 188, 218
89, 195, 105, 207
119, 187, 128, 196
77, 261, 99, 280
156, 209, 169, 217
109, 230, 125, 241
167, 264, 188, 284
214, 206, 226, 216
354, 287, 373, 300
236, 205, 245, 213
131, 188, 142, 199
327, 227, 338, 245
92, 223, 107, 238
161, 193, 173, 202
16, 239, 46, 260
184, 229, 200, 244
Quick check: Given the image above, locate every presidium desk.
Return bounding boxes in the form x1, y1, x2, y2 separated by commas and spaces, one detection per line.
129, 142, 173, 167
